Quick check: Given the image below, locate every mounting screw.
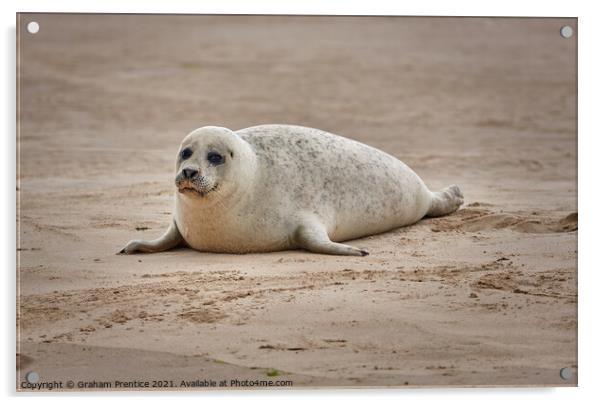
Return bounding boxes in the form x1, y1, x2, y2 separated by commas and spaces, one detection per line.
560, 25, 573, 39
25, 371, 39, 383
559, 367, 573, 380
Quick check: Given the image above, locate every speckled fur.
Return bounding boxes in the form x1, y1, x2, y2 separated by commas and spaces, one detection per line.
121, 125, 463, 255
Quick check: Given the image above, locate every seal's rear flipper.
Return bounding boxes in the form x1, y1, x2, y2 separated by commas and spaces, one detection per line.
426, 185, 464, 217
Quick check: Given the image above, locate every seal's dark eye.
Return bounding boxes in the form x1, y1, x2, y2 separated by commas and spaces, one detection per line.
207, 152, 224, 165
180, 148, 193, 160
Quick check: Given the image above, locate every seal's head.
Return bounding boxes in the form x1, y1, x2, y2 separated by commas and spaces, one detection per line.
175, 126, 255, 203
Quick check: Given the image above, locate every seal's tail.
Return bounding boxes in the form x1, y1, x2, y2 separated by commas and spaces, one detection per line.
426, 185, 464, 217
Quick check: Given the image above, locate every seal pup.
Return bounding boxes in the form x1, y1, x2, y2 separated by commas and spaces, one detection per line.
120, 125, 463, 256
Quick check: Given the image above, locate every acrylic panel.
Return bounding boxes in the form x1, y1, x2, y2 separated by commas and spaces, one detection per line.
16, 14, 577, 391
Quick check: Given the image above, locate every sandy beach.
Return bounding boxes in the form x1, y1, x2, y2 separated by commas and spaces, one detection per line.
17, 15, 577, 389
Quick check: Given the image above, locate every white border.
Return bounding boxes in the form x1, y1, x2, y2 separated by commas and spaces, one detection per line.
3, 1, 601, 404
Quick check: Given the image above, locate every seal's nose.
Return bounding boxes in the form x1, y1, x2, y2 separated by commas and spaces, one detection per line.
182, 167, 198, 179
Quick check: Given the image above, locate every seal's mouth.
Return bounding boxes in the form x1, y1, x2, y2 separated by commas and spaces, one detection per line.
178, 186, 202, 195
176, 182, 219, 197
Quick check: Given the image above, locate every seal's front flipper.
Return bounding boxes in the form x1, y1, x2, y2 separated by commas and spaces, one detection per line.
119, 220, 183, 254
294, 220, 368, 257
